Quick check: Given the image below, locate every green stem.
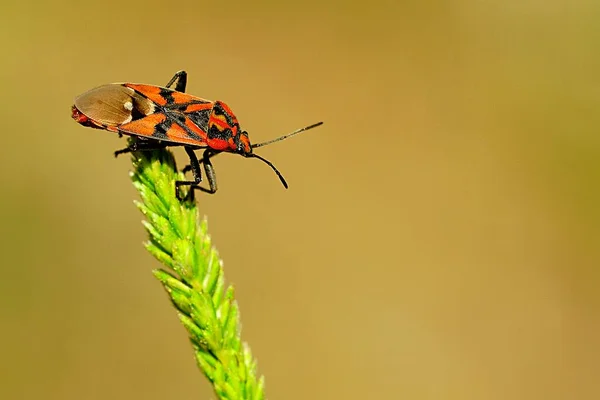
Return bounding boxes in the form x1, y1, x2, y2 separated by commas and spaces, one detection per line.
129, 145, 264, 400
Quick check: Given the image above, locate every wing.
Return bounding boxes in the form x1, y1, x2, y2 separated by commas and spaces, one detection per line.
74, 82, 215, 147
124, 83, 214, 110
73, 84, 155, 128
120, 83, 215, 146
118, 110, 211, 147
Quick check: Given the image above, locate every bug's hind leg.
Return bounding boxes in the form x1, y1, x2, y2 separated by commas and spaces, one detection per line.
114, 139, 167, 157
165, 70, 187, 92
176, 148, 218, 200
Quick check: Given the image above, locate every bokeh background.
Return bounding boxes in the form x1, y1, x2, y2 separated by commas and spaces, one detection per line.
1, 1, 599, 399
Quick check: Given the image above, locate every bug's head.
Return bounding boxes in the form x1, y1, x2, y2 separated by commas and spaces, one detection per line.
236, 130, 252, 155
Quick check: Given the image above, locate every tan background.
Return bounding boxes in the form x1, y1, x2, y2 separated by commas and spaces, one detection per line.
1, 1, 599, 399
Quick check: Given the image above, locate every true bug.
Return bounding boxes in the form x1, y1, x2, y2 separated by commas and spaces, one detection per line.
71, 70, 323, 199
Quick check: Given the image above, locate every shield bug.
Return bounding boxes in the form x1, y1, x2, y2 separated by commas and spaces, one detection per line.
71, 71, 323, 199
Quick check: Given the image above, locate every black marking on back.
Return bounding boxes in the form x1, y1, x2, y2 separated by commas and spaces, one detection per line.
160, 88, 175, 105
207, 122, 232, 142
164, 111, 203, 141
187, 109, 211, 130
153, 118, 171, 140
212, 102, 235, 126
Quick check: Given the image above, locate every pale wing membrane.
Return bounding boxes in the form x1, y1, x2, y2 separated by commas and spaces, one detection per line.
74, 84, 154, 127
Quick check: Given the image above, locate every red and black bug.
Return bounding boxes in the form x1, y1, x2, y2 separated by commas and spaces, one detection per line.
71, 70, 322, 199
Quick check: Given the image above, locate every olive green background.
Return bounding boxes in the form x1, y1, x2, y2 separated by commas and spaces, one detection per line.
1, 1, 599, 399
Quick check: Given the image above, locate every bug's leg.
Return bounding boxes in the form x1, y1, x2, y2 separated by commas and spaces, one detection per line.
181, 150, 218, 174
114, 140, 166, 157
175, 147, 203, 200
199, 150, 218, 194
165, 70, 187, 92
177, 149, 219, 200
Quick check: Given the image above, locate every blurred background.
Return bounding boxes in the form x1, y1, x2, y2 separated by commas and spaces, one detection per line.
1, 0, 599, 399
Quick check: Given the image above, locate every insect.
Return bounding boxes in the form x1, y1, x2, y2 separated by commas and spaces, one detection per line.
71, 70, 323, 199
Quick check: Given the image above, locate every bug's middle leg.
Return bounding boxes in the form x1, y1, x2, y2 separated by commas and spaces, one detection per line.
175, 146, 202, 200
176, 148, 219, 200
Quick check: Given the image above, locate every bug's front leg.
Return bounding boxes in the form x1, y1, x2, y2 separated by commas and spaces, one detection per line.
199, 150, 218, 194
182, 150, 218, 174
165, 70, 187, 92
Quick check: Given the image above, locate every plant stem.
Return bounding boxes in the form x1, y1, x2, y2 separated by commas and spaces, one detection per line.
129, 145, 264, 400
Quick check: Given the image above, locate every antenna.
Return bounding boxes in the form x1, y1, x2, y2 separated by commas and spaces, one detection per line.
251, 121, 323, 149
248, 121, 323, 188
247, 153, 288, 188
